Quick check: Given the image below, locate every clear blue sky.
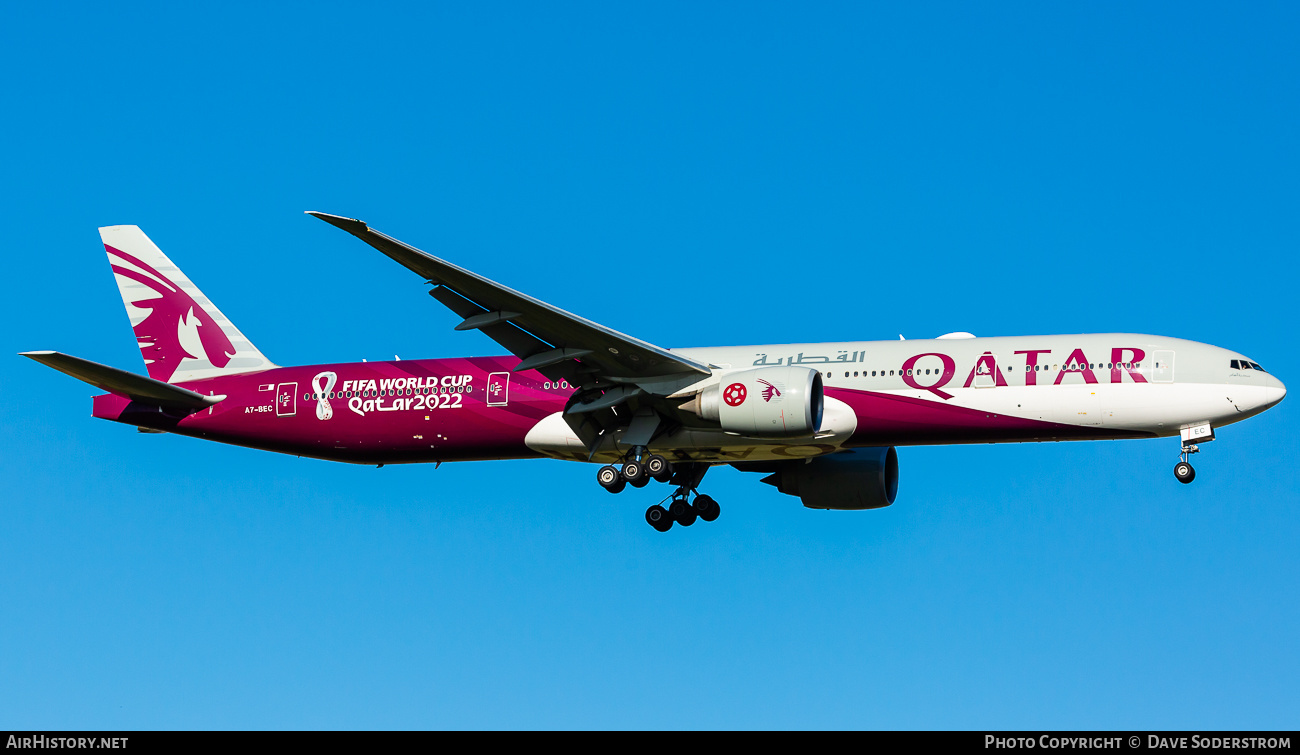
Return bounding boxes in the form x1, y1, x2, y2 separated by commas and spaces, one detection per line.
2, 2, 1297, 729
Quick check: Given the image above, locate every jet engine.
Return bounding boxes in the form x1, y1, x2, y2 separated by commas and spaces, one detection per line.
749, 447, 899, 510
680, 365, 824, 437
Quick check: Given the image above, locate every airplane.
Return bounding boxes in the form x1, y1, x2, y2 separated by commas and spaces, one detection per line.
22, 213, 1287, 532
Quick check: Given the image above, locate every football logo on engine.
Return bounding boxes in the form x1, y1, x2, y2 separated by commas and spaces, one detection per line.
723, 382, 747, 407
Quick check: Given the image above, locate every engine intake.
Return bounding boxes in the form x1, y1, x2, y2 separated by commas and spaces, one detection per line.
681, 365, 824, 437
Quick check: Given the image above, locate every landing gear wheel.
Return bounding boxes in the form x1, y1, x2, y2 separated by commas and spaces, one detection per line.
694, 494, 720, 522
669, 499, 696, 526
645, 505, 672, 532
1174, 461, 1196, 484
597, 465, 624, 492
646, 455, 673, 483
621, 460, 646, 486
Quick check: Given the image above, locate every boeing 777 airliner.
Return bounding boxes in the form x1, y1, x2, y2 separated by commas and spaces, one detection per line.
23, 213, 1286, 531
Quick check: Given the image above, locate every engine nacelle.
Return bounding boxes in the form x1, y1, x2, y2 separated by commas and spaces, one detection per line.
683, 366, 824, 437
761, 447, 899, 510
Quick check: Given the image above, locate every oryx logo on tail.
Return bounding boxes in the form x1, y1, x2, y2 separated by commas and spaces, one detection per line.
101, 225, 276, 384
107, 245, 235, 382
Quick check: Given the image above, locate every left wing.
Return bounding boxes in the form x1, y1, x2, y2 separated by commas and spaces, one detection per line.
309, 212, 714, 451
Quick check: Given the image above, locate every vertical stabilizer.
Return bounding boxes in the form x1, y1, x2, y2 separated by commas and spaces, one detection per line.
101, 225, 276, 384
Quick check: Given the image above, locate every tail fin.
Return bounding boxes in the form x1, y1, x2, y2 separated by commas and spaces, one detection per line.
101, 225, 276, 384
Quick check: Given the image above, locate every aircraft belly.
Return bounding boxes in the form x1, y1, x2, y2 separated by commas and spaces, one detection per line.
524, 397, 858, 465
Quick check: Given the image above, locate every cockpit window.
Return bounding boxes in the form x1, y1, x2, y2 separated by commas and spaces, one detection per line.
1250, 362, 1266, 372
1231, 360, 1242, 370
1232, 359, 1268, 373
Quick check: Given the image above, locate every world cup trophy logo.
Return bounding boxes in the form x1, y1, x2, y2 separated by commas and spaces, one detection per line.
313, 371, 338, 420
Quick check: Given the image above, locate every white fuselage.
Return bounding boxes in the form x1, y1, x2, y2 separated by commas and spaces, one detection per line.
527, 333, 1286, 464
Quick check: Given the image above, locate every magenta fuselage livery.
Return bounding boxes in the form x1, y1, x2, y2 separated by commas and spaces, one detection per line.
25, 215, 1286, 532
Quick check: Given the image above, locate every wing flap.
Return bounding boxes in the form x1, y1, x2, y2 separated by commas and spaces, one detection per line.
21, 351, 224, 410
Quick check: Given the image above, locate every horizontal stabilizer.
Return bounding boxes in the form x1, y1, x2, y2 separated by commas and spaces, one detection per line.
20, 351, 224, 410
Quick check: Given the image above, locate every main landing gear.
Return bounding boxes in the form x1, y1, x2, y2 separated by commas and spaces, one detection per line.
645, 491, 720, 533
597, 450, 672, 494
1174, 444, 1198, 484
596, 452, 721, 531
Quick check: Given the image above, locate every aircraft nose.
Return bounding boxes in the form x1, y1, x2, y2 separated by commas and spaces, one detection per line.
1265, 375, 1286, 409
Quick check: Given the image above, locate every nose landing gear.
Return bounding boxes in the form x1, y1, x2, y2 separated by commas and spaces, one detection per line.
1174, 444, 1199, 484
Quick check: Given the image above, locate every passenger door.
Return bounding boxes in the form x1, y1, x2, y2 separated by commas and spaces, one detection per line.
1153, 350, 1174, 383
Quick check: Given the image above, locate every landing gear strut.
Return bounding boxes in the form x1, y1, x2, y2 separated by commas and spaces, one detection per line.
1174, 444, 1199, 484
